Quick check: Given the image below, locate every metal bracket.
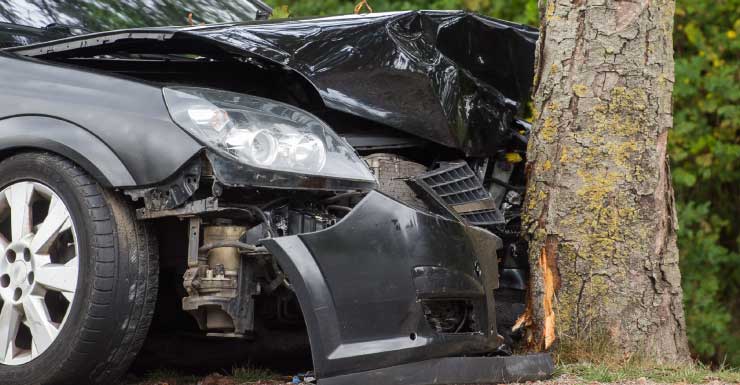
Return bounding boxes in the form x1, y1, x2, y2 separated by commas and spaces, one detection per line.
136, 197, 220, 220
188, 217, 201, 268
408, 161, 504, 227
126, 159, 201, 211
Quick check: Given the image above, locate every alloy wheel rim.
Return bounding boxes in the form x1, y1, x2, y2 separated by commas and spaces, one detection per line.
0, 181, 79, 365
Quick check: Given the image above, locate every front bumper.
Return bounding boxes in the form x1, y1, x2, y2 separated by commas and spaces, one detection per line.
262, 191, 553, 383
320, 354, 554, 385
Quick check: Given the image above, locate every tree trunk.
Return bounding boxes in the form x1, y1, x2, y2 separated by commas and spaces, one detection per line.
521, 0, 690, 361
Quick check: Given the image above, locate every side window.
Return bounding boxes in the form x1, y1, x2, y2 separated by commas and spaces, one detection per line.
0, 30, 36, 48
0, 31, 15, 48
0, 0, 270, 33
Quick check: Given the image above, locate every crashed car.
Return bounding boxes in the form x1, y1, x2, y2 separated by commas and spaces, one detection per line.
0, 1, 552, 384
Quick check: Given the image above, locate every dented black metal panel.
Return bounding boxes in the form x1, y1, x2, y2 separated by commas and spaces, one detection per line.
262, 191, 504, 378
0, 52, 203, 186
188, 11, 537, 155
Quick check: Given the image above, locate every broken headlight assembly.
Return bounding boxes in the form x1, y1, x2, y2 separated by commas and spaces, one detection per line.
163, 86, 376, 184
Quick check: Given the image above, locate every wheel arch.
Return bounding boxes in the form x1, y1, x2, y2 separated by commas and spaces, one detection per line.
0, 115, 136, 187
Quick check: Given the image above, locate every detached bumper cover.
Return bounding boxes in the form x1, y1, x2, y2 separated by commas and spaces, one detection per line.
262, 191, 553, 383
320, 354, 554, 385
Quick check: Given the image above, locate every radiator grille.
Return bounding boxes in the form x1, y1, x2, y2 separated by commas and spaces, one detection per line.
410, 162, 504, 226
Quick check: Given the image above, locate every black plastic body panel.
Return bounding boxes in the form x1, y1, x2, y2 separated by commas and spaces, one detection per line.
320, 354, 554, 385
262, 191, 504, 378
0, 52, 202, 187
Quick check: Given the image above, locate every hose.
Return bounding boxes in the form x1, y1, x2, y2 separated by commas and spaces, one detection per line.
198, 241, 265, 255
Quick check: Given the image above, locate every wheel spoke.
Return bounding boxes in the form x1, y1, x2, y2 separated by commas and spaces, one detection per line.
0, 302, 22, 362
22, 295, 58, 353
30, 195, 72, 255
6, 182, 34, 242
35, 257, 78, 302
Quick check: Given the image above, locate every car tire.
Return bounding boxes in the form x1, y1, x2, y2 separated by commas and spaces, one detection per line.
0, 152, 158, 385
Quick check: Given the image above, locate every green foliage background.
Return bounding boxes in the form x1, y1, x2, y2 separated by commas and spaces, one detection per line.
266, 0, 740, 366
671, 0, 739, 366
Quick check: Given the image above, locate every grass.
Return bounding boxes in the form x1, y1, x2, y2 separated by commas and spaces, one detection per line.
557, 362, 740, 383
232, 366, 285, 384
133, 366, 286, 385
551, 331, 740, 384
132, 333, 740, 385
132, 362, 739, 384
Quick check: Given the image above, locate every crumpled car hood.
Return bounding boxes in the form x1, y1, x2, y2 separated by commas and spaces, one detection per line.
188, 11, 538, 153
8, 11, 538, 155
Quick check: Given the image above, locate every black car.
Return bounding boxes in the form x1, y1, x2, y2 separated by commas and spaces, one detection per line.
0, 1, 551, 384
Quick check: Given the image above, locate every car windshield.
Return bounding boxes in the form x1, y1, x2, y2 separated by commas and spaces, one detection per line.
0, 0, 270, 32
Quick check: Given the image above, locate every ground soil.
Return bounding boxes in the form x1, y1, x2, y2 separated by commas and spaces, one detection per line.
526, 376, 736, 385
126, 374, 739, 385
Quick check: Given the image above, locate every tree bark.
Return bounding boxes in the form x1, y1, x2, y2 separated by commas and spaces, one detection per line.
521, 0, 690, 361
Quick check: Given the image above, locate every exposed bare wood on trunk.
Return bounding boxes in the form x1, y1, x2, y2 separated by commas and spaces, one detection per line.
522, 0, 690, 361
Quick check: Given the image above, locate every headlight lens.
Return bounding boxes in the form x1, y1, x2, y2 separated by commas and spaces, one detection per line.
163, 87, 376, 183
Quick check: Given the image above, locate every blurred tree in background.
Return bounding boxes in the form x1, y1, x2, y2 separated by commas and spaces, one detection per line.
269, 0, 540, 24
266, 0, 740, 366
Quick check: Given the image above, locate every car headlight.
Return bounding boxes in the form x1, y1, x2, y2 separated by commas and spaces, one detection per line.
163, 86, 376, 183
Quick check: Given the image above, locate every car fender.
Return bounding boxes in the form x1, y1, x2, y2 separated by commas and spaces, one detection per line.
0, 115, 135, 186
0, 53, 203, 187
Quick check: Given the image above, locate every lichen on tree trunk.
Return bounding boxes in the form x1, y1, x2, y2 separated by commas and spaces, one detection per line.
521, 0, 690, 361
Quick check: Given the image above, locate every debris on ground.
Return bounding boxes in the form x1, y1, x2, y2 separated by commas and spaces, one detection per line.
290, 371, 316, 384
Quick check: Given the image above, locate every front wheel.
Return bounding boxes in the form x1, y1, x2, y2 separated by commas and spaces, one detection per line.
0, 152, 158, 385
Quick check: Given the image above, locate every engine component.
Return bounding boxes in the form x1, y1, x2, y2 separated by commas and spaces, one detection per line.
409, 161, 504, 226
488, 160, 516, 207
182, 225, 262, 336
126, 159, 202, 211
249, 205, 337, 242
364, 153, 428, 210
